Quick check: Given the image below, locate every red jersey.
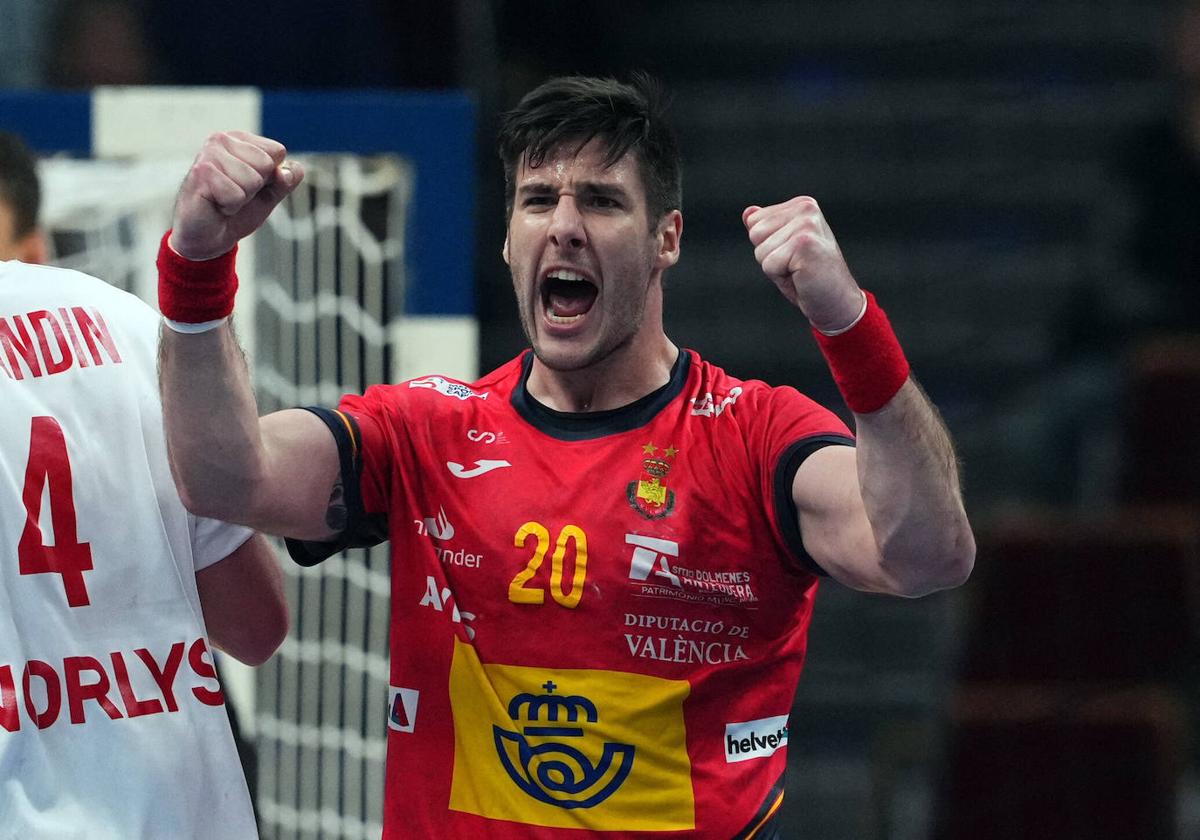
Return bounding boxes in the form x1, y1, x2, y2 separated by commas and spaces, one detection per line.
290, 349, 853, 839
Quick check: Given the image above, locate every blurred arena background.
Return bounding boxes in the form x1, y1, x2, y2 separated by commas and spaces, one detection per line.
2, 1, 1199, 838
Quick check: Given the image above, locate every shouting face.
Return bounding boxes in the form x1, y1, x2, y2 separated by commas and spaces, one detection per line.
504, 139, 680, 374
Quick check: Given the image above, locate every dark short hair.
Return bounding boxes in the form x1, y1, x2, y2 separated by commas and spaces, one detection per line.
498, 73, 682, 226
0, 132, 41, 239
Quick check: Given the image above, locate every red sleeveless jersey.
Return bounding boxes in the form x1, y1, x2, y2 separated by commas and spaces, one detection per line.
294, 349, 853, 838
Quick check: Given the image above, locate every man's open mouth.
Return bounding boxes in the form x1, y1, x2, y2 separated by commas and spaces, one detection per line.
542, 269, 598, 323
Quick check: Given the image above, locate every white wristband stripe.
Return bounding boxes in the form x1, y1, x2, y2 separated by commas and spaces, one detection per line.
816, 290, 869, 337
163, 316, 228, 334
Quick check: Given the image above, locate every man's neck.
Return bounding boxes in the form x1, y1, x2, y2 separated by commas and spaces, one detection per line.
526, 335, 679, 413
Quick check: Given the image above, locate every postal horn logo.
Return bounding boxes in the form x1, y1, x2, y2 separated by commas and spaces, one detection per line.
493, 679, 635, 809
626, 442, 678, 520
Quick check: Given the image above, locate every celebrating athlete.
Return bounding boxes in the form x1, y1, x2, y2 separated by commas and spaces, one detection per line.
158, 76, 974, 838
0, 130, 287, 839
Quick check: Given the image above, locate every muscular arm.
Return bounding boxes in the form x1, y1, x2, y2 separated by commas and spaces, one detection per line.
793, 379, 975, 597
158, 131, 340, 539
160, 323, 340, 539
196, 533, 289, 666
745, 197, 974, 597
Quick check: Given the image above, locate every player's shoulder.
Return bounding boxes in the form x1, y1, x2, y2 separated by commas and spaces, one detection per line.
397, 354, 520, 405
0, 260, 157, 322
683, 349, 840, 427
0, 259, 93, 296
350, 355, 522, 416
683, 350, 776, 417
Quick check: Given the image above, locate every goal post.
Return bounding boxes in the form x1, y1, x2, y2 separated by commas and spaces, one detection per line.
1, 87, 477, 839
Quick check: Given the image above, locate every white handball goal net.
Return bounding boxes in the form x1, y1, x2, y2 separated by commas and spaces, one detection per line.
39, 151, 429, 840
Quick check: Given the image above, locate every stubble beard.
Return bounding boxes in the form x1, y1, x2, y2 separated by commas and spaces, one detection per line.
513, 271, 648, 374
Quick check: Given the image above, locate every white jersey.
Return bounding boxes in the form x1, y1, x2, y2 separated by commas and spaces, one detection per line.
0, 261, 259, 839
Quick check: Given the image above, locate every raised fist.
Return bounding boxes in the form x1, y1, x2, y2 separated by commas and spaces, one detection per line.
743, 197, 864, 333
169, 131, 304, 261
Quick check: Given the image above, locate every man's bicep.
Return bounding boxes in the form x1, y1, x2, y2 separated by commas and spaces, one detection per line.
790, 444, 896, 594
258, 408, 343, 540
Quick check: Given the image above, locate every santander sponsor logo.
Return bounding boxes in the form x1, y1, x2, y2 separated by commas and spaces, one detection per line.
415, 506, 455, 540
0, 638, 224, 733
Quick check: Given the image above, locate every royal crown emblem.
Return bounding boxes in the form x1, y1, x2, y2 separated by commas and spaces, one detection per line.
626, 442, 678, 520
493, 679, 635, 809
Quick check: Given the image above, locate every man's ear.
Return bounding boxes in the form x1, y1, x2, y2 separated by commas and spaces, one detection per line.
16, 229, 47, 265
502, 233, 510, 265
653, 210, 682, 271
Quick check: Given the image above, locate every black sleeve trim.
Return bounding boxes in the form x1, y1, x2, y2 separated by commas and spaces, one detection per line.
772, 433, 856, 577
285, 406, 388, 567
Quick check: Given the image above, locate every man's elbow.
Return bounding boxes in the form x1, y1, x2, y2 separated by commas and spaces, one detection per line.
172, 460, 265, 524
889, 527, 976, 598
228, 606, 290, 667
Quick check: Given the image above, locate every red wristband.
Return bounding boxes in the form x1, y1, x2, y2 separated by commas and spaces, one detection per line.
812, 291, 910, 413
156, 230, 238, 323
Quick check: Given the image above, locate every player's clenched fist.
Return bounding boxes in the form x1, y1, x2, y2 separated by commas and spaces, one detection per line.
742, 197, 865, 334
169, 131, 304, 261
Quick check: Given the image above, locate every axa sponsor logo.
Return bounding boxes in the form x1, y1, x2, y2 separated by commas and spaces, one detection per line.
388, 686, 420, 733
724, 715, 789, 763
689, 386, 743, 417
446, 459, 511, 478
494, 679, 634, 809
419, 576, 476, 640
409, 375, 488, 401
414, 508, 484, 567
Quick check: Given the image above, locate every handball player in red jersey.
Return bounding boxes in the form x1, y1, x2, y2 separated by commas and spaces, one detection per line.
157, 75, 975, 839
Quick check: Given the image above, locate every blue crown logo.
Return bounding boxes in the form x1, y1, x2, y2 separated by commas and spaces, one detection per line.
493, 680, 634, 809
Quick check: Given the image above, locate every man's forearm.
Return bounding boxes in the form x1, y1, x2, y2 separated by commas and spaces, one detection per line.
852, 378, 975, 596
159, 322, 268, 523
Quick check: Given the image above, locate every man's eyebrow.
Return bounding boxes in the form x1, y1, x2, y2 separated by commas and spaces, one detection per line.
578, 182, 632, 197
515, 180, 633, 197
516, 182, 556, 194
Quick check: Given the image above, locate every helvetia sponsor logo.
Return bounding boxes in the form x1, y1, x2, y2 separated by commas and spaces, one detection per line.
724, 715, 789, 763
388, 686, 420, 733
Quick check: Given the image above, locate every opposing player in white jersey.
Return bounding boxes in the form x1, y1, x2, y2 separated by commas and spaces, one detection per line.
0, 133, 288, 839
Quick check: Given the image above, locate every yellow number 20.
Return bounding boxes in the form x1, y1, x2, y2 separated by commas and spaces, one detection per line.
509, 521, 588, 608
